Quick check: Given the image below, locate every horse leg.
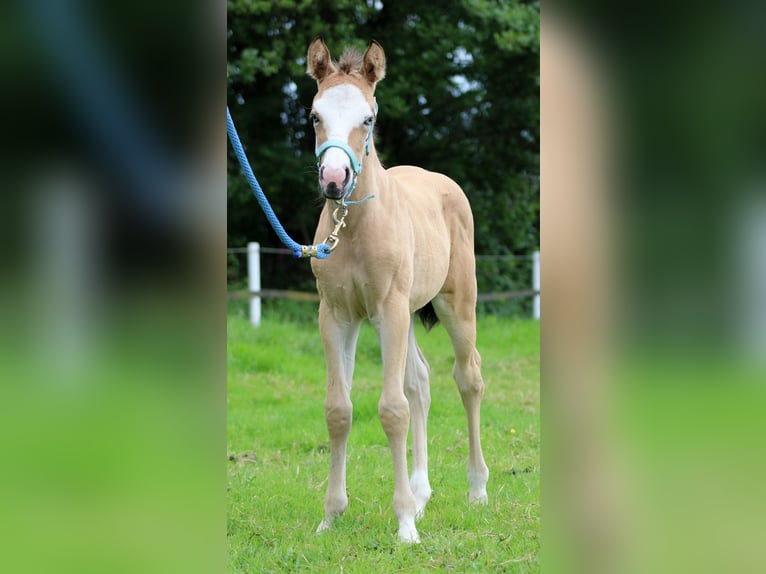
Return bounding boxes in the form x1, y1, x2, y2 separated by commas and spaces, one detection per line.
404, 316, 432, 519
316, 302, 361, 533
372, 300, 420, 543
433, 293, 489, 504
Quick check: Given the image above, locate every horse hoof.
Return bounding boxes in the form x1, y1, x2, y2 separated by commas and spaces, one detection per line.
414, 495, 430, 521
468, 492, 488, 505
398, 524, 421, 544
410, 471, 432, 521
316, 519, 332, 534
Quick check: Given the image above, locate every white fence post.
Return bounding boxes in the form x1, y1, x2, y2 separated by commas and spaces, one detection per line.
248, 242, 261, 327
532, 250, 540, 320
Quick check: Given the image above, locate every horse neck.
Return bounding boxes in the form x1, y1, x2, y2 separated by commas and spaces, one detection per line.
335, 145, 388, 232
357, 143, 386, 194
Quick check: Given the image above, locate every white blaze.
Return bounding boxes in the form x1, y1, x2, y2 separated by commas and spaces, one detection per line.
314, 84, 372, 171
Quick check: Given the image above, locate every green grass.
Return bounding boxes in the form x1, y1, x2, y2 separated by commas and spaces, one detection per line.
227, 310, 539, 572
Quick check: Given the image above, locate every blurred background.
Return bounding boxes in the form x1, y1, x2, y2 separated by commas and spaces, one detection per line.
1, 0, 223, 572
543, 1, 766, 573
226, 0, 540, 318
2, 0, 765, 572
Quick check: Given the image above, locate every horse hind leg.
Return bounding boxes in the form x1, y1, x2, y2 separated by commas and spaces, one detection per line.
432, 294, 489, 504
404, 317, 432, 519
456, 346, 490, 505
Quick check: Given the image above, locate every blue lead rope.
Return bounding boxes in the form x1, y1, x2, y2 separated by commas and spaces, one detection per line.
226, 107, 332, 259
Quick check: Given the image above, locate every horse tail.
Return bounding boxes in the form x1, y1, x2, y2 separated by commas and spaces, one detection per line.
416, 301, 439, 332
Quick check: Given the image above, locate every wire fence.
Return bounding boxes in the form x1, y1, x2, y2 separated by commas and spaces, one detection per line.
227, 244, 539, 323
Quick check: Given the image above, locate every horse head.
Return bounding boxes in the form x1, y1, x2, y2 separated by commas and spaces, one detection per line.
306, 37, 385, 201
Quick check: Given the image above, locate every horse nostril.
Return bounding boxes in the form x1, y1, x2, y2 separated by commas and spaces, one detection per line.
344, 167, 350, 185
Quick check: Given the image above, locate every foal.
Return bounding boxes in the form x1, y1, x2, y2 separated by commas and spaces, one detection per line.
307, 37, 488, 544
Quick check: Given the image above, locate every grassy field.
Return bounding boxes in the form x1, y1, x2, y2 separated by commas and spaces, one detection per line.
227, 305, 539, 572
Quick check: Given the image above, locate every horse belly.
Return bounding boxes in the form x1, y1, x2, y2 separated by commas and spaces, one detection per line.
409, 229, 450, 311
392, 171, 455, 310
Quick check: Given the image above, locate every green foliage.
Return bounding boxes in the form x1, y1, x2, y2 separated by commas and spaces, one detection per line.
227, 311, 540, 571
227, 1, 539, 300
476, 256, 533, 317
465, 0, 540, 53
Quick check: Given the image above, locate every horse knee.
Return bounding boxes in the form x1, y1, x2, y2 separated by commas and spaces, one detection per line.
378, 395, 410, 437
325, 398, 352, 436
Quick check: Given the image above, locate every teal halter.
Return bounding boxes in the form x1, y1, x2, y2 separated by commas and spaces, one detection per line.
315, 99, 378, 205
315, 139, 363, 174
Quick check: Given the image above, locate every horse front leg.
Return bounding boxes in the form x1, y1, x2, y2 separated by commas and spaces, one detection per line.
373, 300, 420, 543
316, 302, 361, 533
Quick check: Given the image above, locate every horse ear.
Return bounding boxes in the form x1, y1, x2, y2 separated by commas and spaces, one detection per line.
307, 36, 336, 83
362, 40, 386, 86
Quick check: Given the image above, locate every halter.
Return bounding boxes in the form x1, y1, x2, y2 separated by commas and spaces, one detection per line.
315, 99, 378, 206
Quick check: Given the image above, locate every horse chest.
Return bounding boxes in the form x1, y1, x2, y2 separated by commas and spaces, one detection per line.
314, 255, 400, 316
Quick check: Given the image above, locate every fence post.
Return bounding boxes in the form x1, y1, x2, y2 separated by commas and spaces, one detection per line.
532, 250, 540, 320
248, 242, 261, 327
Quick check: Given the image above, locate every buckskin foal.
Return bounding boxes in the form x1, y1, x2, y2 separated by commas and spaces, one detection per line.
306, 37, 489, 544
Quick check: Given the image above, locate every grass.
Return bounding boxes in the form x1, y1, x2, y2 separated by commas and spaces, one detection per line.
227, 307, 539, 572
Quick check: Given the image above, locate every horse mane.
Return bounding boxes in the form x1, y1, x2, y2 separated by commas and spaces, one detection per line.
337, 47, 363, 74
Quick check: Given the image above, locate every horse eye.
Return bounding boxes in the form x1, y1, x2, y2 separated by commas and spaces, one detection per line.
363, 116, 374, 126
310, 113, 319, 125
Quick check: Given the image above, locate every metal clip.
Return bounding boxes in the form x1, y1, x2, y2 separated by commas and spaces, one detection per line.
321, 205, 348, 253
332, 205, 348, 225
325, 234, 340, 252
